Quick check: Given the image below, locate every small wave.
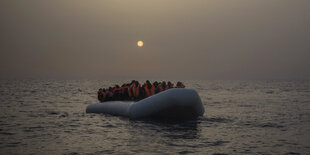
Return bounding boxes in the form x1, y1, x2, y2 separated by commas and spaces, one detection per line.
22, 126, 44, 132
238, 104, 256, 107
206, 140, 230, 147
284, 152, 300, 155
46, 111, 60, 115
28, 126, 44, 129
8, 142, 20, 145
212, 101, 221, 104
0, 132, 14, 135
59, 112, 69, 118
6, 143, 20, 147
62, 152, 80, 155
69, 124, 80, 127
265, 90, 274, 94
23, 129, 33, 132
28, 113, 46, 117
179, 150, 196, 154
101, 124, 117, 128
203, 117, 234, 123
85, 150, 115, 155
172, 140, 230, 148
260, 122, 284, 128
239, 121, 284, 128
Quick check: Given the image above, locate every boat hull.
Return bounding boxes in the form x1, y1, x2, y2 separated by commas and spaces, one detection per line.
86, 88, 204, 119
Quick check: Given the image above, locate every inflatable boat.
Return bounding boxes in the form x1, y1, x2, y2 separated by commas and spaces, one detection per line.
86, 88, 204, 119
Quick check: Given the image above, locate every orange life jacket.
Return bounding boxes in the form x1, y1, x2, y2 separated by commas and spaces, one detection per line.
121, 86, 129, 94
101, 91, 106, 100
176, 84, 185, 88
129, 84, 135, 97
134, 84, 140, 97
109, 91, 113, 97
158, 84, 164, 92
98, 90, 105, 101
114, 87, 121, 93
144, 85, 151, 97
150, 85, 155, 95
98, 90, 104, 95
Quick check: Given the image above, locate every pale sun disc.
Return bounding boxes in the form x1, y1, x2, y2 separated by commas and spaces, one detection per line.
137, 41, 143, 47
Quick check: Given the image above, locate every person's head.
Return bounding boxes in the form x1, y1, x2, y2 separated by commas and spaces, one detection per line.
162, 81, 166, 86
109, 87, 112, 91
115, 85, 120, 88
102, 89, 105, 92
131, 80, 135, 84
147, 83, 152, 89
146, 80, 150, 84
153, 81, 158, 87
177, 81, 181, 86
181, 82, 185, 87
99, 88, 102, 91
135, 81, 139, 86
168, 81, 172, 86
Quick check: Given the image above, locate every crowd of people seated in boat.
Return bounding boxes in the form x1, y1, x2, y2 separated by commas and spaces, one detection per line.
97, 80, 185, 102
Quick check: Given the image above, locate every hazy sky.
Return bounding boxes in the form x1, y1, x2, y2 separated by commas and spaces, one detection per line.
1, 0, 309, 80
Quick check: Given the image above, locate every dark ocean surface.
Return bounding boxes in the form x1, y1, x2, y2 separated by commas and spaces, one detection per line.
0, 80, 309, 155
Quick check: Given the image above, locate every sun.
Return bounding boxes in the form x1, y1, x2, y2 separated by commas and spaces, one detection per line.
137, 41, 143, 47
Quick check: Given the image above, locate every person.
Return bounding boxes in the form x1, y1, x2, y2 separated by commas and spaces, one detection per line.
97, 88, 106, 102
133, 81, 141, 100
129, 81, 135, 100
98, 80, 185, 102
144, 82, 152, 98
176, 81, 185, 88
97, 88, 102, 100
139, 83, 145, 99
107, 87, 114, 100
144, 80, 151, 86
161, 81, 167, 92
153, 81, 160, 94
113, 85, 122, 100
150, 82, 155, 95
180, 82, 185, 88
167, 81, 174, 89
121, 84, 129, 100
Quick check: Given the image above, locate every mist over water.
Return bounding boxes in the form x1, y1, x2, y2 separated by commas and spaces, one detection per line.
1, 0, 310, 79
0, 79, 309, 154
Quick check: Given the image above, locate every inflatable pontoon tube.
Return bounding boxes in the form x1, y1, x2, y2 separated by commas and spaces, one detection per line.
86, 88, 204, 119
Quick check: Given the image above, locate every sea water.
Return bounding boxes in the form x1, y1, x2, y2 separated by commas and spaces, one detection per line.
0, 79, 309, 154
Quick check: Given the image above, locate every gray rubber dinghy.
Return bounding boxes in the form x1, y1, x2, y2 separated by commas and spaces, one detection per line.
86, 88, 204, 119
